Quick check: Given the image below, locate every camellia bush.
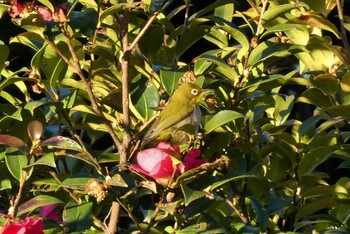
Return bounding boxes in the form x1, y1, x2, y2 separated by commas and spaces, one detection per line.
1, 0, 350, 233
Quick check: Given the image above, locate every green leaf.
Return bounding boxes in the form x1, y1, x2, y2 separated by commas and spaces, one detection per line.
295, 199, 337, 221
310, 73, 339, 96
61, 177, 104, 189
210, 173, 256, 191
5, 148, 30, 181
69, 8, 98, 37
325, 105, 350, 117
0, 42, 9, 73
298, 115, 323, 137
214, 2, 233, 23
64, 202, 93, 232
130, 76, 159, 121
180, 183, 206, 206
11, 14, 45, 36
41, 136, 83, 152
160, 68, 183, 95
176, 25, 211, 59
100, 3, 137, 22
289, 13, 340, 38
262, 4, 295, 22
297, 88, 333, 109
204, 110, 244, 133
298, 146, 334, 176
194, 54, 239, 83
340, 71, 350, 93
250, 197, 269, 231
138, 25, 164, 60
261, 23, 308, 40
26, 153, 56, 168
17, 195, 63, 216
24, 100, 63, 115
249, 42, 307, 68
188, 0, 233, 20
0, 4, 9, 18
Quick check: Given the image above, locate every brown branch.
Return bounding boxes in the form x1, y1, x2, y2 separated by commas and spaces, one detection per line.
225, 198, 249, 224
246, 0, 260, 14
336, 0, 350, 61
10, 171, 28, 218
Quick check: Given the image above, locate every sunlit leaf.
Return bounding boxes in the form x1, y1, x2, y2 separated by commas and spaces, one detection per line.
42, 136, 83, 152
310, 73, 338, 96
204, 110, 244, 133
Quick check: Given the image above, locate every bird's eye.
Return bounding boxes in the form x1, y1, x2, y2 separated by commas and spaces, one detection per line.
191, 89, 199, 95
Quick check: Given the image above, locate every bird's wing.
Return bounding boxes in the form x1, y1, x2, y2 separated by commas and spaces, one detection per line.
140, 100, 194, 147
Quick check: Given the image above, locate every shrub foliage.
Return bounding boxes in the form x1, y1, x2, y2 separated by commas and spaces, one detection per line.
1, 0, 350, 233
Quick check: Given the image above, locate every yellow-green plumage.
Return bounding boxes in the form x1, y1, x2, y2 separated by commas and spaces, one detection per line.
140, 83, 208, 148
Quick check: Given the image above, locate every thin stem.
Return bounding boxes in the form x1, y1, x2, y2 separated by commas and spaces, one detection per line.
225, 198, 249, 224
246, 0, 260, 14
180, 0, 191, 37
336, 0, 350, 61
46, 37, 124, 151
11, 171, 28, 218
255, 0, 269, 37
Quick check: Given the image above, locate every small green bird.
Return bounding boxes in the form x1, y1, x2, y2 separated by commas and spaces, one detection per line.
140, 83, 210, 148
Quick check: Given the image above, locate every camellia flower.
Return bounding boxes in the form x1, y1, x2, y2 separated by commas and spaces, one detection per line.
8, 0, 69, 22
131, 142, 205, 186
1, 216, 44, 234
39, 204, 61, 223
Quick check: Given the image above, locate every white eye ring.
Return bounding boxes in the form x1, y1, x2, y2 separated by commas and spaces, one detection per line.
191, 89, 199, 95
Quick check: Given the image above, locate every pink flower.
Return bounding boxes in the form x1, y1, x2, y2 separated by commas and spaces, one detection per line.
131, 143, 205, 185
39, 204, 61, 222
131, 144, 175, 185
1, 216, 44, 234
178, 149, 205, 174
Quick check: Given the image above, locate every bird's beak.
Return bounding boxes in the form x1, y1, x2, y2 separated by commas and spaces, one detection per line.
202, 88, 215, 97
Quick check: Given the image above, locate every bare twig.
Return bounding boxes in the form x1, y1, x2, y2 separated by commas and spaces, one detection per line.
255, 0, 269, 37
10, 172, 28, 218
246, 0, 260, 14
225, 198, 249, 224
180, 0, 191, 37
336, 0, 350, 61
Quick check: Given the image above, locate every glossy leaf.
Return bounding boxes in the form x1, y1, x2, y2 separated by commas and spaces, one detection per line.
64, 202, 93, 232
0, 42, 9, 73
138, 25, 164, 60
160, 68, 183, 95
130, 75, 159, 121
5, 148, 30, 181
41, 136, 83, 152
204, 110, 244, 133
310, 73, 339, 96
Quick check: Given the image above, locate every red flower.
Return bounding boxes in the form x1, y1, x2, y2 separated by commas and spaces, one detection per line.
1, 216, 44, 234
131, 143, 205, 185
178, 149, 205, 174
39, 205, 61, 223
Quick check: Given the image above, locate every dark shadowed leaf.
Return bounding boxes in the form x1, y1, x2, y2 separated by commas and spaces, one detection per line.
64, 201, 93, 232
